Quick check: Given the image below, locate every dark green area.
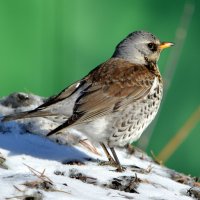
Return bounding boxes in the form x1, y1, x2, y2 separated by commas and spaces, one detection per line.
0, 0, 199, 176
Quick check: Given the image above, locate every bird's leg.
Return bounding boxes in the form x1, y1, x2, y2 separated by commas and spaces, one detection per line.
100, 143, 116, 164
110, 147, 124, 172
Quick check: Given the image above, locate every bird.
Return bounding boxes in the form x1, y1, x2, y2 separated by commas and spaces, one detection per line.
1, 31, 174, 171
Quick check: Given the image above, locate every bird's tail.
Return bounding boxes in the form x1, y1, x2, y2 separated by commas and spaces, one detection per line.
46, 120, 70, 136
47, 113, 82, 136
1, 109, 51, 122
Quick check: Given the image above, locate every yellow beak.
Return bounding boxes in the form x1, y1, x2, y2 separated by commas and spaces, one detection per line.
159, 42, 174, 50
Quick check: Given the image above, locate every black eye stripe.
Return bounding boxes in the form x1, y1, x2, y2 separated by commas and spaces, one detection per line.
148, 43, 157, 52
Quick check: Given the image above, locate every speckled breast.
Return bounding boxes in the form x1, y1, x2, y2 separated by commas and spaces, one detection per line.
109, 78, 163, 147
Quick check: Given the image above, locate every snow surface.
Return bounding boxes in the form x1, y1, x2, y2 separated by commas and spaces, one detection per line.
0, 93, 199, 200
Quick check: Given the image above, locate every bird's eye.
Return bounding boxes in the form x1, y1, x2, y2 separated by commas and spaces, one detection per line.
147, 43, 157, 52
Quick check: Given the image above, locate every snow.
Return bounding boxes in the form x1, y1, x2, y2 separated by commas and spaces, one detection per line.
0, 92, 199, 200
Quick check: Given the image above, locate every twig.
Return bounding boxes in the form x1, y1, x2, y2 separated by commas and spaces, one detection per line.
5, 196, 24, 200
23, 163, 52, 183
13, 185, 23, 192
23, 163, 70, 194
150, 150, 162, 165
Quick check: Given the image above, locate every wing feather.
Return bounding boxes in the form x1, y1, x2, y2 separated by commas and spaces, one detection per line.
37, 80, 86, 110
68, 58, 156, 126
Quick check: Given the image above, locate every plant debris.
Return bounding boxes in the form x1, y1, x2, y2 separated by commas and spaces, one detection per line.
187, 187, 200, 199
54, 170, 66, 176
22, 164, 69, 194
5, 191, 43, 200
62, 160, 85, 165
169, 169, 199, 186
69, 169, 98, 185
23, 180, 55, 191
105, 174, 141, 194
0, 151, 8, 169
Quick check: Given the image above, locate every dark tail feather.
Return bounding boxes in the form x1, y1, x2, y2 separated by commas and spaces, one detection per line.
46, 121, 69, 136
47, 113, 83, 137
1, 110, 51, 122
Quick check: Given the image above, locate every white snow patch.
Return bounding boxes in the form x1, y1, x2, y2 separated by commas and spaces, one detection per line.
0, 93, 198, 200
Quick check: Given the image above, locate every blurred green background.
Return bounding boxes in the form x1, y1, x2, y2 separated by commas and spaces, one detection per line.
0, 0, 199, 176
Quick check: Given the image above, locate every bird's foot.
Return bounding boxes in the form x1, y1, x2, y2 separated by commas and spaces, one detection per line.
115, 165, 126, 172
98, 160, 117, 167
98, 160, 126, 172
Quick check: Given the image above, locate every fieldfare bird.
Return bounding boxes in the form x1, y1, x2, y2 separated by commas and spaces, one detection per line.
2, 31, 174, 171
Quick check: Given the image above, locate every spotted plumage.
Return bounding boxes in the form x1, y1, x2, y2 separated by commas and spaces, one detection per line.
2, 31, 174, 171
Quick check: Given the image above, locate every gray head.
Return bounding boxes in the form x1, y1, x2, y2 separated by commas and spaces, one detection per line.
112, 31, 173, 65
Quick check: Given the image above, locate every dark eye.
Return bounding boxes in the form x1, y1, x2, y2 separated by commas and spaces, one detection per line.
147, 43, 157, 52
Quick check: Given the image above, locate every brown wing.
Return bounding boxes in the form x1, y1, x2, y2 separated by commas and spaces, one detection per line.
47, 58, 158, 136
37, 80, 86, 110
71, 58, 156, 125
